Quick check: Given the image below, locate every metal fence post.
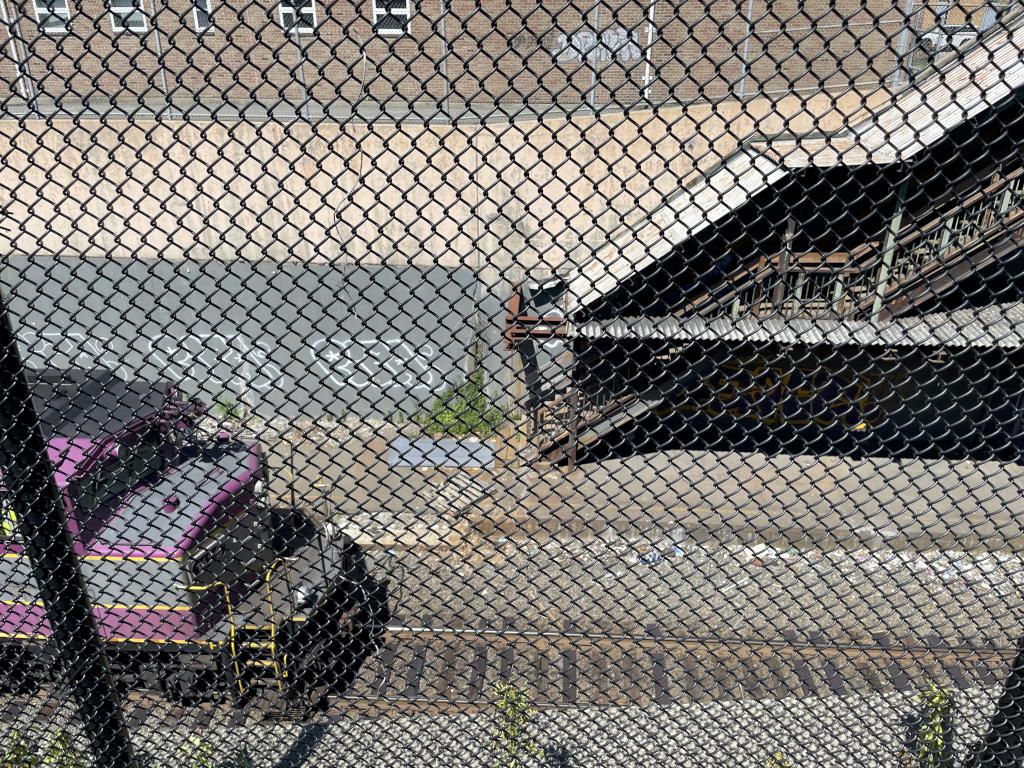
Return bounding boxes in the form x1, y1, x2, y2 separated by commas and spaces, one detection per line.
970, 635, 1024, 768
0, 292, 137, 768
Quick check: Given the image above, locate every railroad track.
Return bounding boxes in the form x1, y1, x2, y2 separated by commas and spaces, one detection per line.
0, 625, 1015, 727
331, 623, 1017, 717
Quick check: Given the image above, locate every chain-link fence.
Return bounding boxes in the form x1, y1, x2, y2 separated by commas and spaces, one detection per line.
0, 0, 1023, 766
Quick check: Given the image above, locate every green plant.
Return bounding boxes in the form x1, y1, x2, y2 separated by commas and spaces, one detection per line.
764, 752, 794, 768
1, 731, 39, 768
415, 368, 507, 437
490, 681, 544, 768
187, 737, 216, 768
917, 683, 955, 768
213, 397, 245, 421
40, 731, 84, 768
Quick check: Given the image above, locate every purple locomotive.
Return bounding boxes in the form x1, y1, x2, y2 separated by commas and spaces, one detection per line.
0, 369, 387, 705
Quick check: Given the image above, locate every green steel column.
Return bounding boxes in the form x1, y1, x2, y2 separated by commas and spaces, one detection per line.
871, 181, 910, 323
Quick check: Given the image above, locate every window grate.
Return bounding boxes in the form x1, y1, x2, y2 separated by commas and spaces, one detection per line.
372, 0, 409, 36
107, 0, 147, 33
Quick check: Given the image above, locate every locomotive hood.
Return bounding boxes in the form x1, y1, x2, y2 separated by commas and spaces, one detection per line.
87, 437, 264, 556
9, 368, 248, 558
44, 437, 96, 488
28, 368, 182, 440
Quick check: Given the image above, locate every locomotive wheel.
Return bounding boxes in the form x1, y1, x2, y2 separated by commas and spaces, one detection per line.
0, 646, 42, 695
160, 659, 216, 704
159, 664, 192, 704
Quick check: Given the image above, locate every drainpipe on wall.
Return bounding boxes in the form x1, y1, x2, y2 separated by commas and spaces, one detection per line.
735, 0, 757, 98
149, 8, 175, 119
438, 0, 452, 118
587, 1, 600, 110
293, 24, 311, 121
641, 0, 657, 102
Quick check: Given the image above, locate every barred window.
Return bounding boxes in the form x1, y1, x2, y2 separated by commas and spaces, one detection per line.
70, 429, 167, 515
32, 0, 70, 33
278, 0, 315, 33
108, 0, 147, 32
193, 0, 213, 32
373, 0, 410, 36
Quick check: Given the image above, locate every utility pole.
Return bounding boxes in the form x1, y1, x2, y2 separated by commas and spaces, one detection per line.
293, 18, 311, 121
0, 291, 137, 768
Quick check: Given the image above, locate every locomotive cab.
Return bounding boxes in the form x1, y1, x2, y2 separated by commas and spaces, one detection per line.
0, 369, 388, 706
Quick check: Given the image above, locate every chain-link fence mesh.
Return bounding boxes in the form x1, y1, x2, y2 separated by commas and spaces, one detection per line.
0, 0, 1022, 766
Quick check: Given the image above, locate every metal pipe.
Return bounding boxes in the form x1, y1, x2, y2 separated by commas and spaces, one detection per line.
438, 0, 452, 117
587, 1, 600, 110
758, 18, 910, 33
0, 0, 34, 108
294, 22, 311, 121
736, 0, 757, 98
384, 622, 1013, 654
0, 291, 137, 768
641, 0, 657, 102
149, 0, 174, 119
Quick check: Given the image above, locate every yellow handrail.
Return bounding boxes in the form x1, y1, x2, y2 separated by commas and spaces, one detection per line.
263, 558, 293, 691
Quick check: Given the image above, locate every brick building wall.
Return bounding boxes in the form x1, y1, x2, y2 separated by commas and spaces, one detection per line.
0, 0, 984, 115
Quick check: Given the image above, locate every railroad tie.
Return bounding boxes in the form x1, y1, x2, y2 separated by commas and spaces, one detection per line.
402, 643, 428, 700
561, 647, 579, 705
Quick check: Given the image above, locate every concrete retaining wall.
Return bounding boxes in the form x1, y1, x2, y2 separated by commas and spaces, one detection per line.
2, 255, 506, 419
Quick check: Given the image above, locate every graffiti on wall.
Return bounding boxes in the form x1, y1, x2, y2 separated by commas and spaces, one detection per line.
667, 362, 881, 429
4, 258, 486, 419
552, 26, 644, 65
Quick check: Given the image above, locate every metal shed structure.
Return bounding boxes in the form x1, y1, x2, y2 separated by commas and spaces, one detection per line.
512, 15, 1024, 465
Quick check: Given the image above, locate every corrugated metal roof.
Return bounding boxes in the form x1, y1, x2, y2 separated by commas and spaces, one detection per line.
563, 10, 1024, 314
575, 304, 1024, 348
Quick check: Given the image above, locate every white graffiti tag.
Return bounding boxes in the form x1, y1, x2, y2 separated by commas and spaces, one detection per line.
16, 330, 129, 380
16, 327, 443, 406
310, 337, 437, 392
553, 25, 643, 64
146, 332, 285, 395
